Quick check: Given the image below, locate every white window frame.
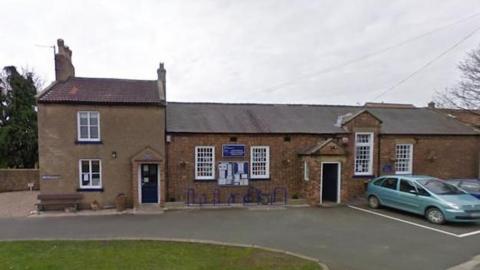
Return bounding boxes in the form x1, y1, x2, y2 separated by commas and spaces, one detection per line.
304, 160, 309, 181
354, 132, 374, 176
195, 146, 215, 180
250, 146, 270, 179
77, 111, 101, 142
395, 144, 413, 174
78, 159, 102, 189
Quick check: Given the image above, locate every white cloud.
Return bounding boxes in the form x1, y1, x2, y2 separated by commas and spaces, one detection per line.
1, 0, 480, 106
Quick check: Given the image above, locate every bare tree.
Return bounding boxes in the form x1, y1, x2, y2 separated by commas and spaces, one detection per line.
436, 46, 480, 114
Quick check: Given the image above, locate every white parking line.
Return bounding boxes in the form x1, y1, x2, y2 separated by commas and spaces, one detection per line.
348, 205, 473, 238
457, 230, 480, 238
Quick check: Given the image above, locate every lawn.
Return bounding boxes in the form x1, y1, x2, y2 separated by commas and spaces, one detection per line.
0, 240, 323, 270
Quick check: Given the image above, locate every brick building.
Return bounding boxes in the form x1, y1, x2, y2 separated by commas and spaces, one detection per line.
37, 40, 480, 209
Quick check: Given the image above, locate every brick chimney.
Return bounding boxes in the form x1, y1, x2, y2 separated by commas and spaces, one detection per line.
157, 62, 166, 101
54, 39, 75, 81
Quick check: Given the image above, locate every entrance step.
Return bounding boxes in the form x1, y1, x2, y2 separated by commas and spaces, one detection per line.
320, 202, 343, 208
134, 204, 164, 215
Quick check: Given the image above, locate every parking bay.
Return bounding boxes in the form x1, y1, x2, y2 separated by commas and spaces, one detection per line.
348, 204, 480, 237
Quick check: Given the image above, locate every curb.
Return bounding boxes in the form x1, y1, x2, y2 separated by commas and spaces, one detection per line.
0, 237, 329, 270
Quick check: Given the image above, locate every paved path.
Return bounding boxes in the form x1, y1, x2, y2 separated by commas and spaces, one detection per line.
0, 207, 479, 270
0, 191, 37, 217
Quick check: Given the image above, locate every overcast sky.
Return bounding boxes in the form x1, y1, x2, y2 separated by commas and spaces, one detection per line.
2, 0, 480, 106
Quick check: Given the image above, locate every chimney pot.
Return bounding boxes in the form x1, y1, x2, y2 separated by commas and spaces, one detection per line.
157, 62, 166, 101
54, 38, 75, 81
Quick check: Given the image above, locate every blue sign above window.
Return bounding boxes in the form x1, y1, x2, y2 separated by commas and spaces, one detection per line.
222, 144, 245, 157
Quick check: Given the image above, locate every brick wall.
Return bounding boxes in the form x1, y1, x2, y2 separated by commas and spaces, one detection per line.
166, 133, 332, 203
379, 135, 479, 179
0, 169, 39, 192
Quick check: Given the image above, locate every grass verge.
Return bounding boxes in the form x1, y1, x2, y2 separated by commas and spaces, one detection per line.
0, 240, 323, 270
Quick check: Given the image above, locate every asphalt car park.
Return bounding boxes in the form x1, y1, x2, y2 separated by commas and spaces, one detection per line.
349, 203, 480, 238
1, 206, 480, 270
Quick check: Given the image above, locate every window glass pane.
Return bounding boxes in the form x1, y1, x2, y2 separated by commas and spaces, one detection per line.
80, 160, 101, 188
354, 133, 372, 174
373, 178, 385, 186
195, 147, 214, 179
81, 173, 90, 186
89, 113, 98, 126
78, 112, 100, 140
90, 126, 99, 139
356, 134, 370, 144
91, 161, 100, 173
80, 126, 89, 139
251, 147, 269, 177
395, 144, 412, 173
399, 180, 416, 193
91, 174, 100, 186
81, 161, 90, 173
381, 178, 398, 190
460, 181, 480, 192
415, 184, 430, 196
79, 113, 88, 125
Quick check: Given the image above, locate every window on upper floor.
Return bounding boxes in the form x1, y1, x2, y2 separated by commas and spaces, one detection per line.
195, 146, 215, 180
250, 146, 270, 179
79, 159, 102, 189
77, 111, 100, 141
354, 132, 373, 175
395, 144, 413, 174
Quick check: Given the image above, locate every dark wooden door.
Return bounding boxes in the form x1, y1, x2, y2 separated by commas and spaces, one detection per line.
141, 164, 158, 203
322, 163, 339, 202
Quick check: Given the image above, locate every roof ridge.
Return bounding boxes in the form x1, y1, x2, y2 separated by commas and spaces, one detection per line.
167, 101, 361, 108
73, 76, 157, 82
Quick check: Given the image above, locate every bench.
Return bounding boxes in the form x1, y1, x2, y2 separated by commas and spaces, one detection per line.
36, 193, 83, 211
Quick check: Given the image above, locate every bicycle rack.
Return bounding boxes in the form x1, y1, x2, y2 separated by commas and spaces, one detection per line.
199, 193, 208, 206
185, 188, 195, 206
272, 187, 288, 205
228, 193, 240, 205
212, 188, 220, 206
243, 187, 258, 205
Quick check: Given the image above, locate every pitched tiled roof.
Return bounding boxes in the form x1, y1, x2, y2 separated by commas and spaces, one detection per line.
166, 102, 479, 135
37, 77, 163, 105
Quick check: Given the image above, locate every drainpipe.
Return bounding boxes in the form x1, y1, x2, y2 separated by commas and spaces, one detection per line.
377, 133, 381, 177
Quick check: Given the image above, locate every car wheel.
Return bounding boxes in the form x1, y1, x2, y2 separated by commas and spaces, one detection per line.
426, 207, 446, 225
368, 196, 380, 209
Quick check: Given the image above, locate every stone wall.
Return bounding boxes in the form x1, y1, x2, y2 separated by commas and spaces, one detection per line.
0, 169, 39, 192
37, 103, 166, 208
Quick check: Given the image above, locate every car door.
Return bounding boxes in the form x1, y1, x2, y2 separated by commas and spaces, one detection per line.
377, 177, 399, 207
396, 179, 421, 213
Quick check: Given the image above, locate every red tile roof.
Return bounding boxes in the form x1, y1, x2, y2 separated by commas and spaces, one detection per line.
38, 77, 163, 105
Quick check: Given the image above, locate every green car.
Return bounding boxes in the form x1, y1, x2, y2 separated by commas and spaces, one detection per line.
366, 175, 480, 224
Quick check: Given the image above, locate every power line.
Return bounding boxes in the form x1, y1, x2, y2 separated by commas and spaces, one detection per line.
372, 24, 480, 101
251, 11, 480, 95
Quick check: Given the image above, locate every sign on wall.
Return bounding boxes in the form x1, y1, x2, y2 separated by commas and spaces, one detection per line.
41, 175, 60, 180
218, 161, 249, 186
222, 144, 245, 157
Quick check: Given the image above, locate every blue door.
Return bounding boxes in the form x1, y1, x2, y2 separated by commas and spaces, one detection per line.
141, 164, 158, 203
